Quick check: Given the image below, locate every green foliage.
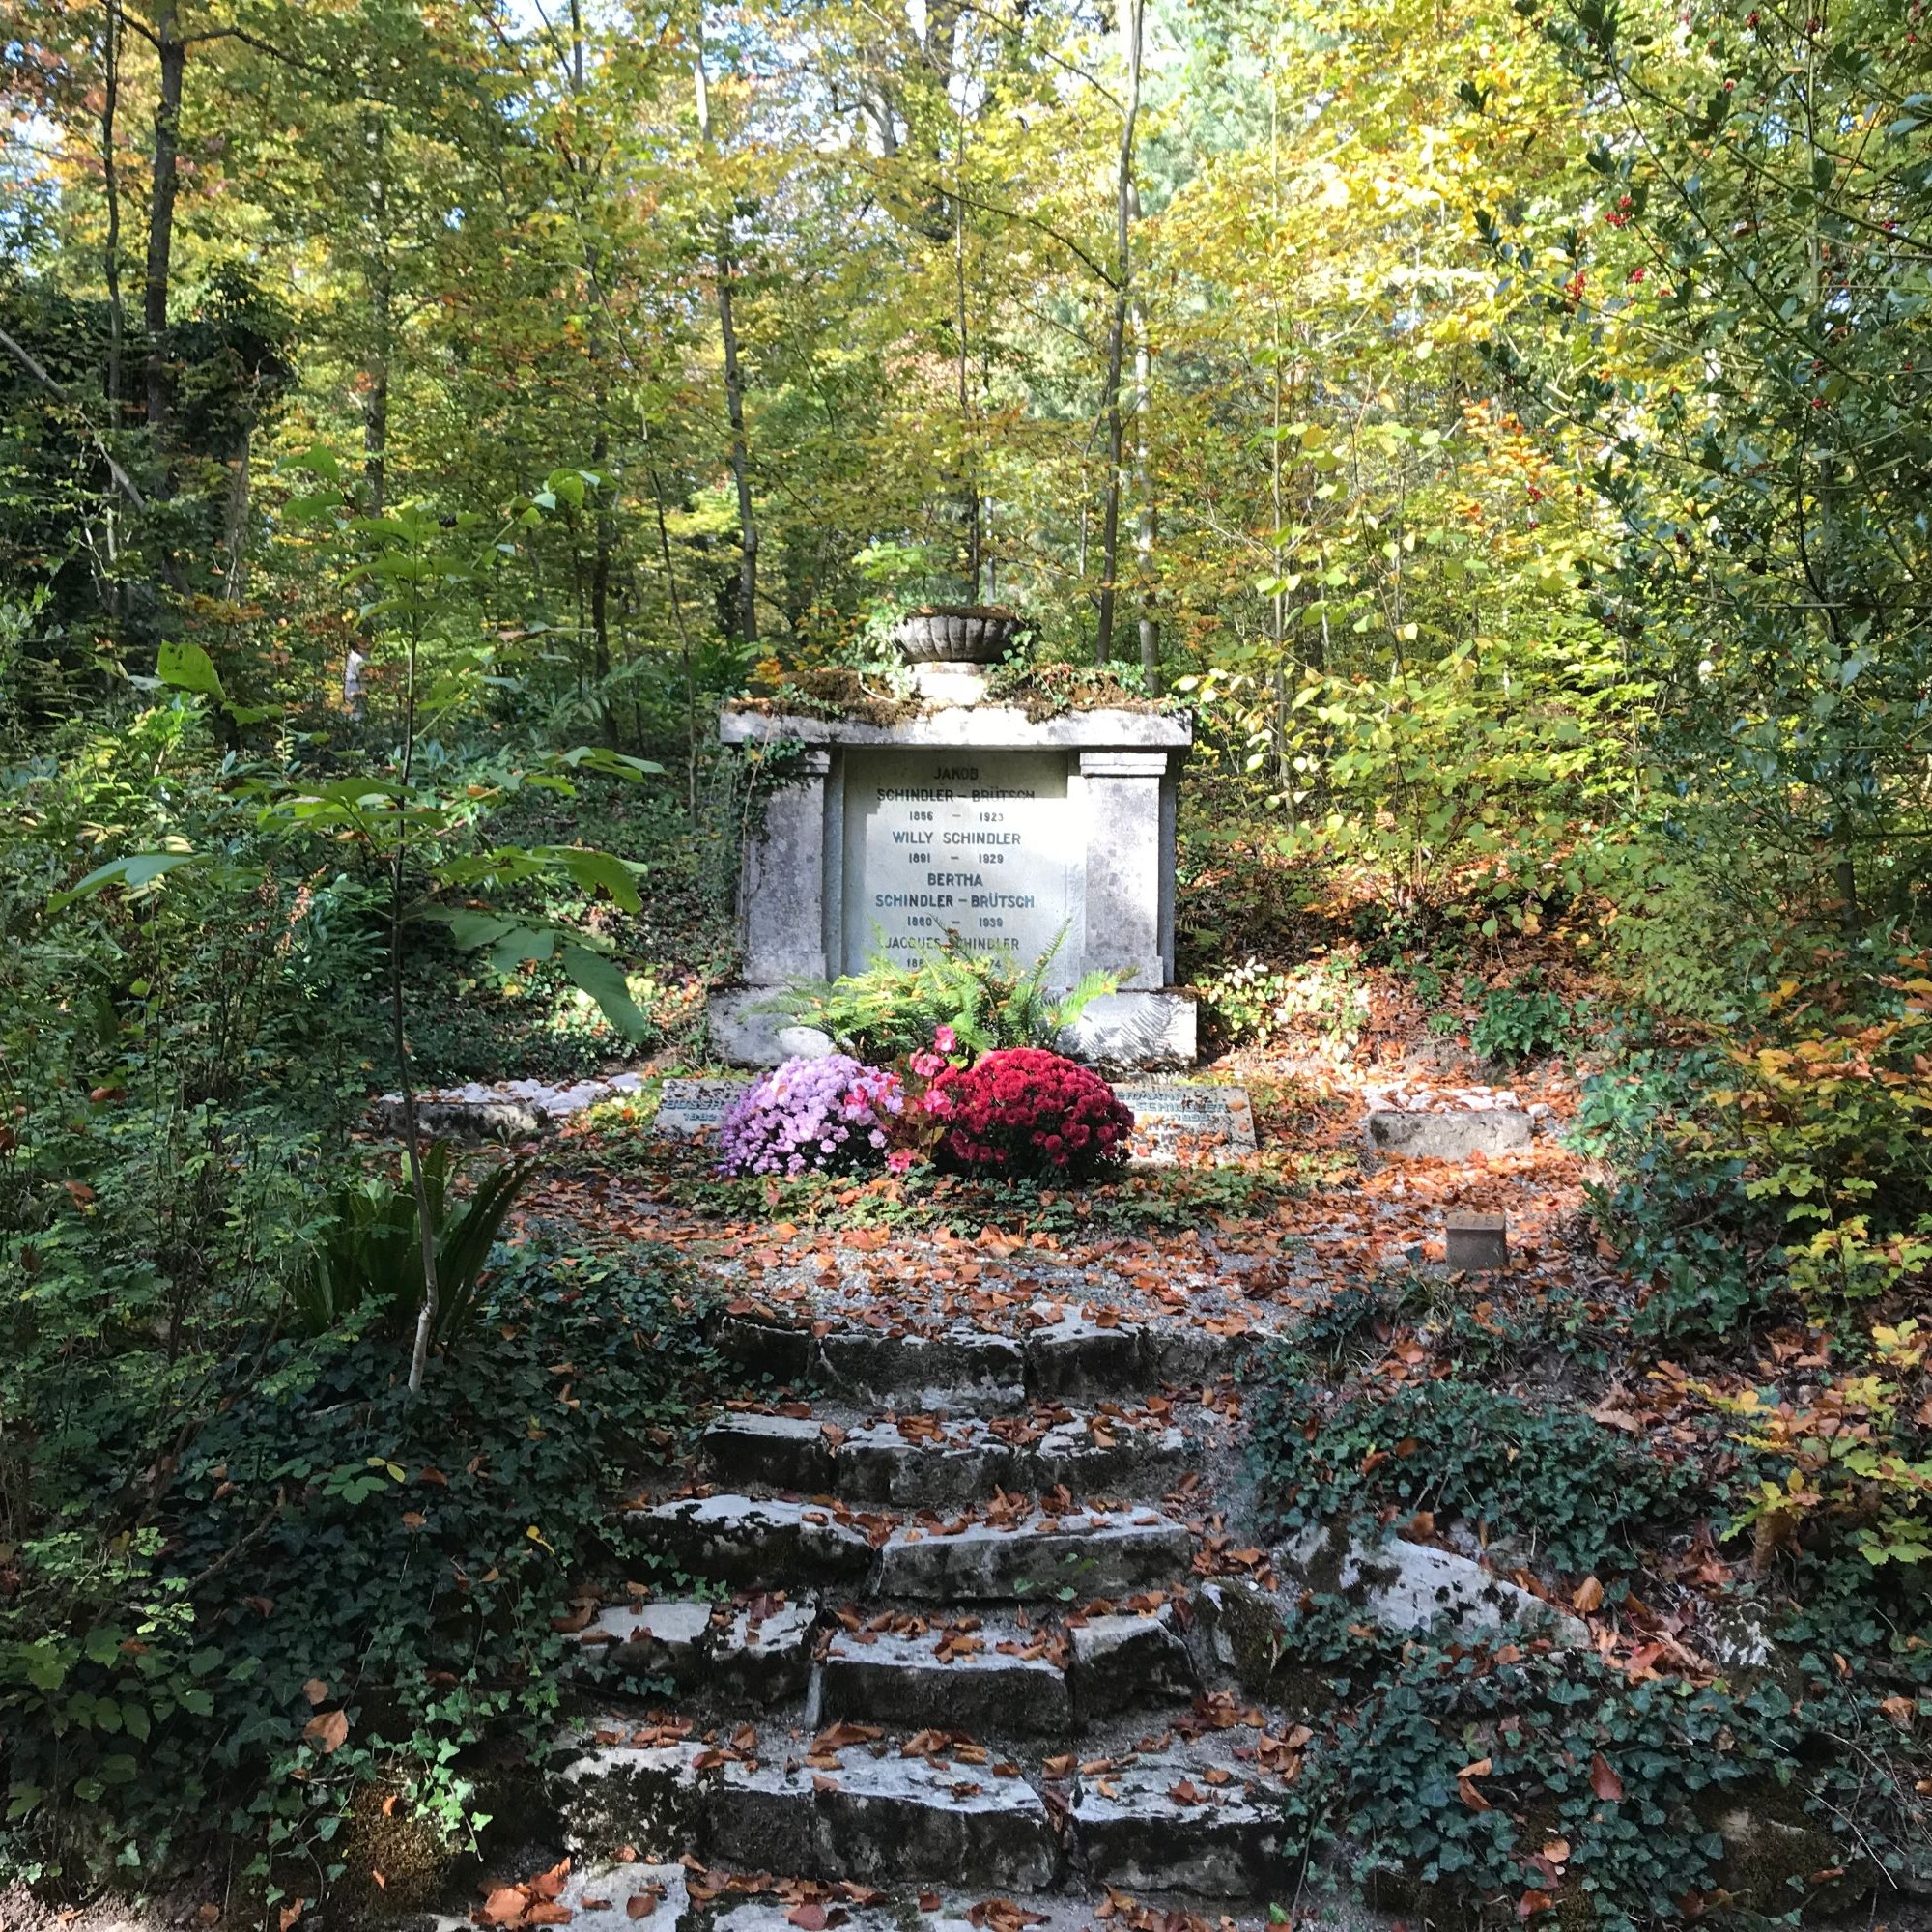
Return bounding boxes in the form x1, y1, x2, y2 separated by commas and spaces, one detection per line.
1469, 973, 1574, 1065
771, 935, 1116, 1063
290, 1144, 538, 1347
1250, 1299, 1700, 1575
1196, 952, 1369, 1051
1570, 1043, 1765, 1336
0, 1237, 713, 1887
1272, 1604, 1926, 1930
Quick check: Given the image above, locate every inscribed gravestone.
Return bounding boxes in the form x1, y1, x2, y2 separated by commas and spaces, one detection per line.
1112, 1083, 1257, 1163
841, 749, 1077, 977
655, 1077, 753, 1138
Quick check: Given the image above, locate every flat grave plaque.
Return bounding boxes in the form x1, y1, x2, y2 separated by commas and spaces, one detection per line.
1114, 1082, 1257, 1164
654, 1076, 752, 1140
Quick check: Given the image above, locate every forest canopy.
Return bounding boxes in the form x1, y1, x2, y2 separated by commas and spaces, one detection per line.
2, 0, 1930, 1916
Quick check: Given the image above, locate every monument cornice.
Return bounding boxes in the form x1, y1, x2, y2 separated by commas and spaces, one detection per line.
719, 701, 1193, 753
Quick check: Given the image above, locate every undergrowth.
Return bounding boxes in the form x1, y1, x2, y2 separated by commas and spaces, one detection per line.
0, 1236, 718, 1898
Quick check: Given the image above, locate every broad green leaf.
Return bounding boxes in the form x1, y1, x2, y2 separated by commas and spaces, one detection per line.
157, 641, 225, 699
48, 853, 200, 916
561, 945, 648, 1040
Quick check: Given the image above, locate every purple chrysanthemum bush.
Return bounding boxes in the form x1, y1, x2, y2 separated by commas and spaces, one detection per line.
715, 1054, 904, 1178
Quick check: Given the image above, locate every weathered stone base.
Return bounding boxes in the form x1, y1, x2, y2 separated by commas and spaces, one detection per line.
706, 989, 834, 1067
707, 986, 1197, 1070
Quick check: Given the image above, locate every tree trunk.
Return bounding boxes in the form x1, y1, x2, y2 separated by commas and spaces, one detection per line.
362, 136, 392, 519
590, 425, 613, 696
102, 2, 125, 418
695, 37, 758, 645
1131, 275, 1156, 685
144, 0, 186, 432
1093, 0, 1143, 666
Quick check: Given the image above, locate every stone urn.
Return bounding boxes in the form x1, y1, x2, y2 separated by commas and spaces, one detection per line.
892, 605, 1024, 665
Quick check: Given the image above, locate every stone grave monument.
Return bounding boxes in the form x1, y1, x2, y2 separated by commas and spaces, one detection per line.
709, 608, 1197, 1068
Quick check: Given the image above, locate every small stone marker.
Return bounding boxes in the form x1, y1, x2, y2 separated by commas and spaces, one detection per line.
654, 1076, 752, 1139
1114, 1082, 1257, 1164
1445, 1211, 1508, 1271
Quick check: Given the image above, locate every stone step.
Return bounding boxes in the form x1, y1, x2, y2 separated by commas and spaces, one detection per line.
816, 1603, 1197, 1733
817, 1621, 1072, 1736
711, 1746, 1062, 1891
700, 1408, 1192, 1506
627, 1494, 877, 1587
567, 1592, 817, 1705
875, 1508, 1194, 1602
557, 1722, 1297, 1899
718, 1313, 1257, 1408
1069, 1749, 1294, 1896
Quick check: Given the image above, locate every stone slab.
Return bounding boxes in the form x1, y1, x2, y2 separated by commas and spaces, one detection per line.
701, 1412, 838, 1493
812, 1753, 1062, 1890
1031, 1418, 1192, 1495
713, 1596, 821, 1701
721, 703, 1192, 751
569, 1593, 819, 1705
819, 1626, 1072, 1734
712, 1315, 815, 1385
555, 1739, 711, 1859
1114, 1082, 1256, 1162
1364, 1109, 1533, 1159
1279, 1526, 1588, 1647
838, 1417, 1020, 1507
711, 990, 1199, 1071
1071, 1761, 1289, 1894
1025, 1310, 1147, 1398
1067, 1605, 1197, 1719
571, 1600, 714, 1687
819, 1327, 1025, 1398
432, 1861, 689, 1932
875, 1510, 1192, 1601
706, 1752, 1062, 1890
627, 1494, 873, 1587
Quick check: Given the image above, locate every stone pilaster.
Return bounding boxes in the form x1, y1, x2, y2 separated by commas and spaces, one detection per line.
1078, 750, 1172, 987
739, 748, 833, 982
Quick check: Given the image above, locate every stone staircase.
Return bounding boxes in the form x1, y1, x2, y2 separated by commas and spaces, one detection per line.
552, 1308, 1311, 1911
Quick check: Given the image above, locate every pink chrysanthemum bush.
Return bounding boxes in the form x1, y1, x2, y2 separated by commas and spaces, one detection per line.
716, 1054, 903, 1178
923, 1046, 1135, 1182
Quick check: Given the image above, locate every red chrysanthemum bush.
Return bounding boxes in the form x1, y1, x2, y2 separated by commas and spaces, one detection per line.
923, 1047, 1136, 1181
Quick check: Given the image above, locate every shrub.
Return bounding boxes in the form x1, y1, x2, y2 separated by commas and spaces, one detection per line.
1271, 1606, 1925, 1930
923, 1047, 1135, 1181
1196, 952, 1369, 1053
0, 1238, 713, 1890
768, 933, 1114, 1064
1253, 1376, 1695, 1576
1248, 1310, 1701, 1576
715, 1054, 902, 1178
1569, 1041, 1765, 1334
291, 1141, 537, 1345
1470, 973, 1573, 1065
